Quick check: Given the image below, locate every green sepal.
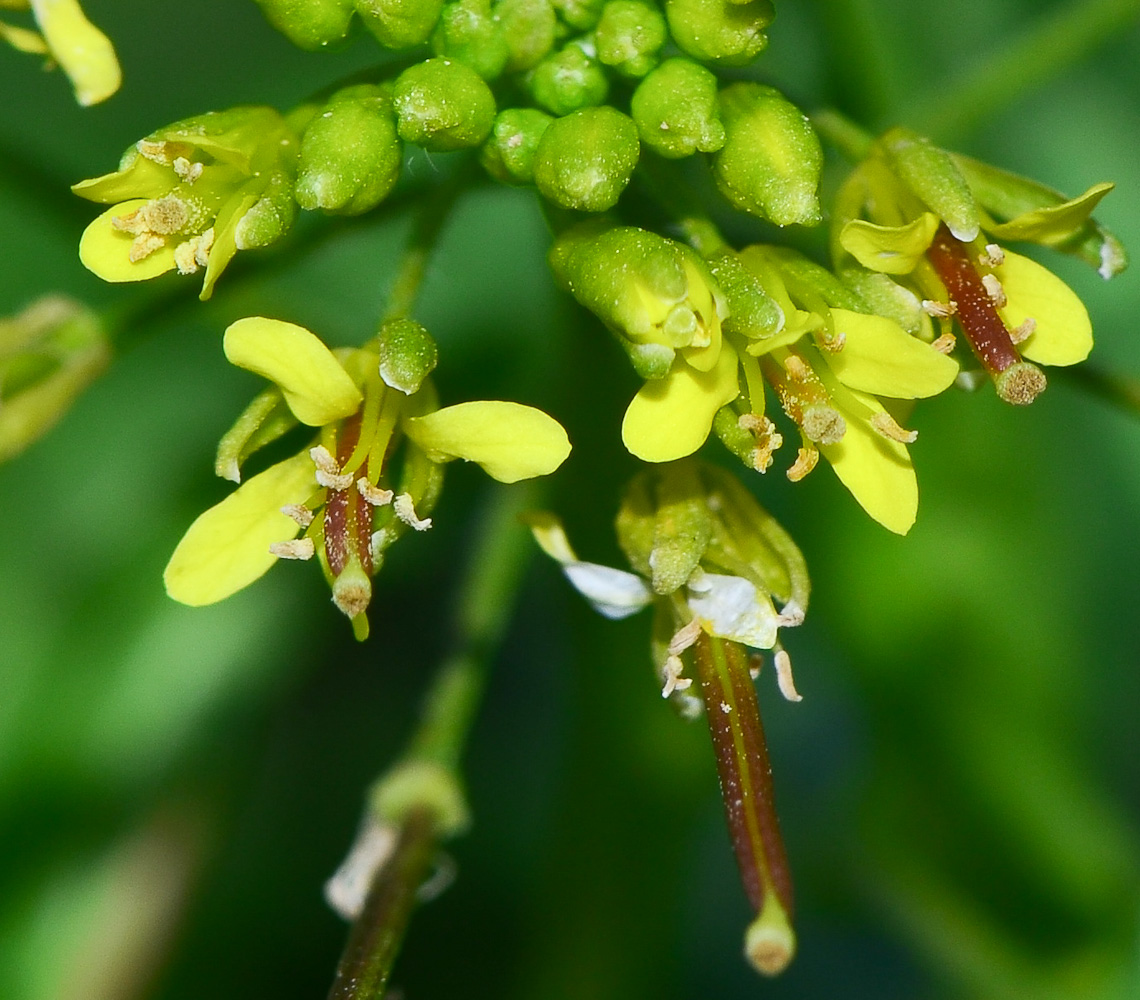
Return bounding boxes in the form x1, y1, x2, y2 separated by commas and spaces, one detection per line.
528, 42, 608, 115
252, 0, 355, 50
393, 57, 497, 151
665, 0, 772, 66
706, 250, 784, 340
712, 404, 755, 467
754, 245, 867, 312
213, 386, 300, 483
712, 83, 822, 227
595, 0, 666, 78
355, 0, 444, 48
296, 84, 401, 215
480, 107, 554, 184
533, 106, 640, 212
630, 57, 724, 158
647, 459, 714, 595
495, 0, 557, 71
879, 127, 979, 242
432, 0, 509, 78
378, 318, 439, 395
839, 268, 931, 338
614, 470, 656, 579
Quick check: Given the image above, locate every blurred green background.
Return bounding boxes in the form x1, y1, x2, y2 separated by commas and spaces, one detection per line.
2, 2, 1139, 998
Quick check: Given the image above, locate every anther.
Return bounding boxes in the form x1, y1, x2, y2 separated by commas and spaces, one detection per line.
979, 243, 1005, 268
394, 493, 432, 531
128, 233, 165, 263
739, 413, 783, 473
661, 655, 693, 698
172, 157, 203, 184
786, 446, 818, 482
310, 445, 353, 490
270, 538, 315, 560
668, 619, 702, 656
981, 273, 1007, 308
173, 228, 213, 274
1010, 318, 1036, 345
870, 411, 918, 443
773, 649, 802, 702
931, 332, 957, 354
356, 478, 394, 507
922, 299, 957, 318
281, 504, 314, 527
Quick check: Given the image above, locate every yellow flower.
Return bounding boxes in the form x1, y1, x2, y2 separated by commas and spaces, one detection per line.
72, 107, 300, 299
164, 318, 571, 635
1, 0, 120, 105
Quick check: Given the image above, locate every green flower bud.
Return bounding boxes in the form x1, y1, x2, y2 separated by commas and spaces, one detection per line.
296, 85, 401, 215
355, 0, 444, 48
705, 250, 782, 340
529, 42, 608, 116
495, 0, 557, 71
393, 57, 497, 151
549, 221, 726, 378
378, 318, 438, 394
551, 0, 604, 30
480, 107, 554, 184
712, 83, 822, 227
879, 126, 979, 243
253, 0, 355, 50
234, 169, 298, 249
665, 0, 772, 65
595, 0, 666, 77
0, 297, 109, 463
630, 57, 724, 158
533, 107, 639, 213
431, 0, 509, 79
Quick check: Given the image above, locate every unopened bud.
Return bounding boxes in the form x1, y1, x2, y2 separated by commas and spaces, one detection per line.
431, 0, 509, 78
253, 0, 354, 49
533, 107, 640, 212
393, 57, 496, 150
296, 85, 401, 215
665, 0, 773, 65
480, 108, 554, 184
595, 0, 667, 78
630, 58, 725, 158
880, 127, 980, 243
355, 0, 444, 49
496, 0, 557, 71
378, 318, 438, 395
529, 43, 608, 116
551, 0, 604, 30
712, 83, 822, 227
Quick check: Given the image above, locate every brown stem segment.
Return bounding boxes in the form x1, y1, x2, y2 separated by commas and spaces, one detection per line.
326, 808, 436, 1000
694, 633, 796, 974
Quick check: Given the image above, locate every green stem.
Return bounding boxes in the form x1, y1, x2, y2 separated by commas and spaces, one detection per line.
810, 108, 874, 163
327, 482, 540, 999
904, 0, 1140, 143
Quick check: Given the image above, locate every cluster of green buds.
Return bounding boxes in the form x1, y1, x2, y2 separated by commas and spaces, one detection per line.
0, 295, 109, 462
0, 0, 119, 105
530, 459, 808, 974
164, 316, 570, 640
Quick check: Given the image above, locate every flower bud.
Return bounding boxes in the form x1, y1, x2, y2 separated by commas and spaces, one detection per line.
253, 0, 355, 49
480, 107, 553, 184
705, 250, 783, 340
595, 0, 666, 77
665, 0, 773, 65
532, 106, 640, 213
296, 84, 402, 215
495, 0, 557, 71
431, 0, 509, 78
879, 127, 979, 243
712, 83, 822, 227
393, 57, 497, 150
355, 0, 444, 48
528, 43, 608, 116
630, 58, 725, 158
550, 0, 604, 30
378, 318, 438, 394
548, 221, 726, 378
0, 296, 109, 462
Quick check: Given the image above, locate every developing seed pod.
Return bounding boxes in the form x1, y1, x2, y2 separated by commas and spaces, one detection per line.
630, 57, 724, 158
529, 43, 609, 116
533, 107, 640, 212
495, 0, 557, 71
393, 58, 497, 151
296, 85, 402, 215
594, 0, 667, 78
480, 108, 554, 184
253, 0, 355, 50
665, 0, 773, 65
355, 0, 444, 48
431, 0, 510, 79
711, 83, 822, 227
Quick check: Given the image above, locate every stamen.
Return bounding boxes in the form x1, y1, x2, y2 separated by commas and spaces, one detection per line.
777, 601, 805, 628
394, 493, 432, 531
136, 140, 171, 164
281, 504, 314, 527
356, 478, 394, 507
870, 411, 918, 443
818, 331, 846, 353
128, 233, 165, 263
173, 228, 214, 274
979, 243, 1005, 268
310, 445, 353, 490
660, 655, 693, 698
269, 538, 315, 560
668, 619, 702, 656
738, 414, 782, 474
172, 156, 203, 184
931, 332, 957, 354
981, 273, 1007, 308
922, 299, 957, 318
773, 649, 802, 703
1010, 318, 1036, 345
786, 446, 818, 482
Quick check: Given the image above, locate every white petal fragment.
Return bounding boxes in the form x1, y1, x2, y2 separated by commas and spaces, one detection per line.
562, 562, 654, 620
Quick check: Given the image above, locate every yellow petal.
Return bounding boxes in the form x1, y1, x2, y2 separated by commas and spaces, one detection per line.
78, 199, 176, 282
200, 191, 258, 300
164, 452, 316, 606
622, 342, 740, 463
224, 317, 363, 427
838, 213, 939, 275
986, 182, 1114, 246
0, 20, 49, 53
404, 401, 572, 483
819, 386, 917, 535
31, 0, 120, 106
995, 251, 1092, 366
826, 309, 958, 398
